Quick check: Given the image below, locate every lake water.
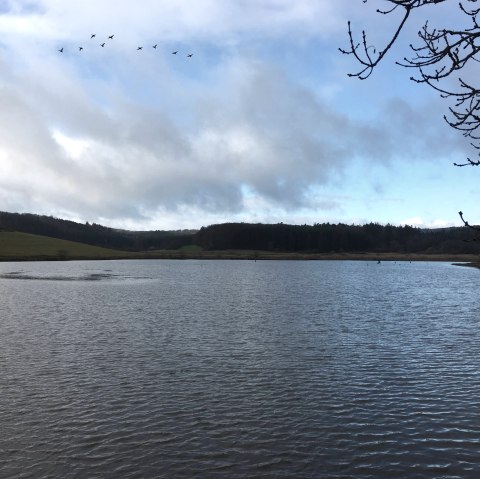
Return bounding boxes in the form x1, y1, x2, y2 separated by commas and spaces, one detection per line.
1, 260, 479, 478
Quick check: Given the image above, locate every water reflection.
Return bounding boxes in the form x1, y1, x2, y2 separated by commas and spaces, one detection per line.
0, 269, 151, 282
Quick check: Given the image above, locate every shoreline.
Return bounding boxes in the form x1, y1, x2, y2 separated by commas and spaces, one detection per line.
0, 251, 478, 265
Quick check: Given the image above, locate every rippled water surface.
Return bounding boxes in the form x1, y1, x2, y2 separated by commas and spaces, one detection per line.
1, 260, 480, 478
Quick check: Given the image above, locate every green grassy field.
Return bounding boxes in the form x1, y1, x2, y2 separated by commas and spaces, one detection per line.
0, 232, 129, 260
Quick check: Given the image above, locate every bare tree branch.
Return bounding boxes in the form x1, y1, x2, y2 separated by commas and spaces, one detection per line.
341, 0, 480, 165
453, 158, 480, 167
342, 1, 480, 240
459, 210, 480, 240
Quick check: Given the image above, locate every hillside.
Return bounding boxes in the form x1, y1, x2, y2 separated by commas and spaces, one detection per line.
1, 211, 479, 257
0, 211, 195, 251
195, 222, 480, 255
0, 232, 130, 261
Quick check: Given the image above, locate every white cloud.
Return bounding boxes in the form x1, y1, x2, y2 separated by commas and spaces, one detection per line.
0, 0, 474, 229
400, 216, 424, 227
400, 217, 457, 229
0, 0, 349, 45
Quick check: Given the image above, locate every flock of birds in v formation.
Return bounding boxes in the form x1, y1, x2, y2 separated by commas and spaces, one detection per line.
58, 34, 193, 57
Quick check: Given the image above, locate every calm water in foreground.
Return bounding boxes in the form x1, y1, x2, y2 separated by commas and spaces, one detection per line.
1, 260, 480, 478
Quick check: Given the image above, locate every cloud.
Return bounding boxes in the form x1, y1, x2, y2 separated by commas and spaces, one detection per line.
400, 217, 457, 229
0, 0, 349, 45
0, 46, 471, 224
0, 0, 473, 229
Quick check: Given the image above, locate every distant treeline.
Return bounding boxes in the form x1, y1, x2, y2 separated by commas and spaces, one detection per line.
0, 211, 479, 254
195, 222, 480, 254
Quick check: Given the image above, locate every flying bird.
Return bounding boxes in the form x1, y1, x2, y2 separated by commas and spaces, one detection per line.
58, 47, 63, 53
187, 53, 193, 57
108, 35, 114, 39
153, 44, 157, 49
91, 34, 96, 38
172, 51, 178, 54
100, 43, 105, 47
79, 46, 83, 51
137, 46, 143, 50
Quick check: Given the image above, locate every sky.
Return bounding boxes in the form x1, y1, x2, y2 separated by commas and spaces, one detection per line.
0, 0, 478, 230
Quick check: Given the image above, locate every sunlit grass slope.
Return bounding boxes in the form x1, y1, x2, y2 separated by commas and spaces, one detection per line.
0, 232, 128, 260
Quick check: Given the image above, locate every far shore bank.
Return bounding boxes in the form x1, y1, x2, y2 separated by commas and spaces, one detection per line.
0, 250, 478, 266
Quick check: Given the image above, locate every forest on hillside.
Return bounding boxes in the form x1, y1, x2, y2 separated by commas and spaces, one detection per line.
195, 222, 480, 254
0, 211, 479, 254
0, 212, 194, 251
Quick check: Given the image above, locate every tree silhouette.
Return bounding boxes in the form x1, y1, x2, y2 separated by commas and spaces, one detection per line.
340, 0, 480, 237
